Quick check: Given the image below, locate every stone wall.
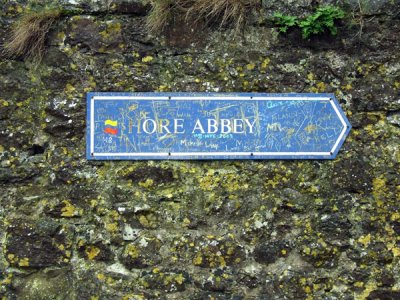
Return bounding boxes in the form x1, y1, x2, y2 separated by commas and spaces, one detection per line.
0, 0, 399, 299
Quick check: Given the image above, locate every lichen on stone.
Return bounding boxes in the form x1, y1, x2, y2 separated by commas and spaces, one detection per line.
0, 0, 400, 299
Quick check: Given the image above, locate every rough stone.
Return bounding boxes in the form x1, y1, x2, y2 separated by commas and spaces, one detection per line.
5, 219, 73, 268
253, 240, 291, 264
10, 268, 75, 300
120, 238, 162, 269
0, 0, 399, 298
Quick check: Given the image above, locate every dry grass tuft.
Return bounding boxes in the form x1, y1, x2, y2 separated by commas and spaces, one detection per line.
147, 0, 258, 34
3, 9, 61, 64
186, 0, 257, 31
146, 0, 175, 33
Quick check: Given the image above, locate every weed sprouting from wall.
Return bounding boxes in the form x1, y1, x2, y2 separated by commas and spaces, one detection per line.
299, 6, 345, 39
2, 9, 61, 64
272, 5, 345, 39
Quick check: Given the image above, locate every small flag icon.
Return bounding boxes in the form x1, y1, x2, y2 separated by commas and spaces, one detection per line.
104, 119, 118, 135
105, 120, 118, 127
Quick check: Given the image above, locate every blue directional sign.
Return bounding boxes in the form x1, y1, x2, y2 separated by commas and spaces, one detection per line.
86, 93, 351, 160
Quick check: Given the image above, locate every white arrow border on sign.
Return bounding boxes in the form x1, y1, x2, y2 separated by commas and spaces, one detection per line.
90, 95, 350, 158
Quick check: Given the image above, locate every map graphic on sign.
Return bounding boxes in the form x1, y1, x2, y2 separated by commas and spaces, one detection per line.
86, 93, 351, 160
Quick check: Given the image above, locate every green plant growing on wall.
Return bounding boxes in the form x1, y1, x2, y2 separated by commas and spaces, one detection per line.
272, 5, 345, 39
299, 6, 345, 39
3, 8, 61, 64
146, 0, 258, 33
272, 12, 298, 33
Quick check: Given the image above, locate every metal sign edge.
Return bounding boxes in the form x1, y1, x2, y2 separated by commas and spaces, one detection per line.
86, 92, 352, 161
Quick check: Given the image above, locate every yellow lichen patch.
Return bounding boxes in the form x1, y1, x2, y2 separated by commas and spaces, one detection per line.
199, 170, 249, 193
175, 273, 185, 285
261, 58, 270, 70
7, 253, 17, 263
163, 275, 173, 286
111, 62, 123, 70
142, 56, 153, 63
372, 176, 388, 207
122, 294, 145, 300
1, 273, 12, 286
106, 276, 114, 284
90, 199, 98, 207
0, 99, 9, 107
56, 31, 66, 40
355, 281, 377, 300
86, 246, 101, 260
61, 200, 79, 217
139, 178, 154, 188
391, 247, 400, 257
125, 244, 140, 259
358, 234, 371, 247
246, 63, 255, 70
100, 22, 121, 40
157, 85, 170, 92
109, 210, 119, 220
184, 56, 192, 63
265, 173, 288, 189
64, 83, 76, 93
138, 213, 157, 228
342, 83, 352, 90
140, 279, 150, 288
391, 212, 400, 221
182, 217, 191, 227
364, 124, 379, 139
105, 222, 119, 233
97, 273, 105, 281
311, 82, 327, 92
193, 253, 203, 265
139, 214, 151, 227
303, 246, 311, 255
218, 256, 227, 268
354, 281, 364, 288
18, 257, 29, 267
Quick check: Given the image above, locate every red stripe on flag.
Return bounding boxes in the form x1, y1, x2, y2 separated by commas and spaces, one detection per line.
104, 127, 118, 135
